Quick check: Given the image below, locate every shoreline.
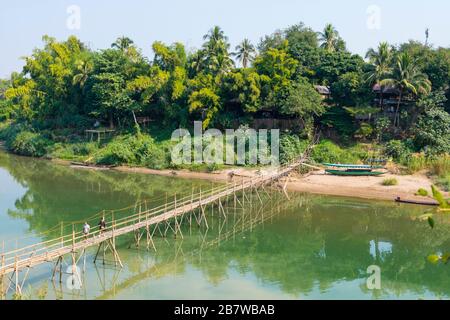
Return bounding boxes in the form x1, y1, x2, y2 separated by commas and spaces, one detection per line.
111, 164, 445, 203
1, 147, 445, 203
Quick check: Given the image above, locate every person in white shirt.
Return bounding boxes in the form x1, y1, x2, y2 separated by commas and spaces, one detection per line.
83, 222, 91, 239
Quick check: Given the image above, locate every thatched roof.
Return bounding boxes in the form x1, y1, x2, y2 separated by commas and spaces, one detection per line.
372, 84, 400, 95
314, 85, 331, 95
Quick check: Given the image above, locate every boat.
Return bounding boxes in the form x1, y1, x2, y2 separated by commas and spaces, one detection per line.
395, 197, 439, 206
323, 163, 385, 169
325, 169, 385, 176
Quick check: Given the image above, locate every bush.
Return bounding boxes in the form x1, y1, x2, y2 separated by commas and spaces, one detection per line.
436, 174, 450, 192
354, 123, 373, 139
403, 154, 428, 173
49, 142, 99, 161
382, 178, 398, 186
94, 134, 169, 169
8, 130, 51, 157
415, 188, 429, 196
384, 140, 411, 161
428, 156, 450, 177
279, 135, 309, 164
311, 140, 362, 164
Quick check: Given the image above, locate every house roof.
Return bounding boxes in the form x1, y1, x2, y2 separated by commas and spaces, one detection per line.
372, 84, 399, 95
314, 85, 331, 95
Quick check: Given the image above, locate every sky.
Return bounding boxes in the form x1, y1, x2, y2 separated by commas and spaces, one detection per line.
1, 0, 450, 78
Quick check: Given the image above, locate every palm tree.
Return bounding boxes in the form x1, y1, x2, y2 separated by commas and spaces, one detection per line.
366, 42, 393, 110
202, 26, 233, 74
233, 39, 256, 68
381, 52, 432, 127
203, 26, 228, 45
187, 50, 206, 76
211, 50, 234, 74
111, 36, 134, 52
318, 24, 339, 52
72, 60, 93, 88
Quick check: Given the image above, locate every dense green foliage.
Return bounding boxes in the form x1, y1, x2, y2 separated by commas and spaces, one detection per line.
0, 22, 449, 185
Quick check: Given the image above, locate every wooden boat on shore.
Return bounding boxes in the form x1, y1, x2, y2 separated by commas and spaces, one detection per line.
323, 163, 385, 169
325, 169, 385, 176
70, 161, 115, 169
394, 197, 439, 206
323, 163, 386, 176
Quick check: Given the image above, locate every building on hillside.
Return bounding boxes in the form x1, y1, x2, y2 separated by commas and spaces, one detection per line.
314, 85, 331, 100
372, 84, 416, 113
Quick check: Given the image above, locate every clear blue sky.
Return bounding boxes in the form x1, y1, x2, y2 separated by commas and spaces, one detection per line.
1, 0, 450, 78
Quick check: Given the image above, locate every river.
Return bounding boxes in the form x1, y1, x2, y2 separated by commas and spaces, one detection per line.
0, 150, 449, 300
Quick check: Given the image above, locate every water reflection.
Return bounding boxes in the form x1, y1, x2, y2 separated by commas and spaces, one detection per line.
0, 151, 449, 300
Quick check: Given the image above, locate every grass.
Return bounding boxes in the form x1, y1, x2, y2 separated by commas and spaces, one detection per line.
382, 178, 398, 186
400, 154, 449, 191
415, 188, 429, 197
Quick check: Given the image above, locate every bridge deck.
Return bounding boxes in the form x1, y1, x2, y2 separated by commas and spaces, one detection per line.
0, 156, 308, 277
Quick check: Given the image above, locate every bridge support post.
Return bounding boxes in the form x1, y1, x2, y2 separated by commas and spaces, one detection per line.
93, 215, 123, 268
69, 227, 83, 289
146, 223, 157, 252
94, 240, 123, 268
51, 256, 64, 284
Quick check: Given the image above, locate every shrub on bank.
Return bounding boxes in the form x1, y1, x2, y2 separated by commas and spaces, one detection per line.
279, 135, 309, 164
8, 130, 51, 157
94, 134, 170, 169
311, 140, 362, 164
49, 142, 99, 161
382, 178, 398, 186
416, 188, 429, 196
384, 140, 411, 162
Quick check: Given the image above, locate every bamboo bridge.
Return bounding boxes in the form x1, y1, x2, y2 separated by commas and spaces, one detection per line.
0, 146, 314, 297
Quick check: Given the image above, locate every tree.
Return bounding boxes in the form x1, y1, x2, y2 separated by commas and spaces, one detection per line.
221, 69, 262, 113
72, 59, 93, 89
253, 45, 298, 89
318, 24, 344, 52
188, 87, 220, 129
87, 49, 138, 128
331, 72, 373, 107
201, 26, 234, 74
187, 73, 221, 128
313, 50, 365, 85
381, 52, 432, 127
279, 79, 325, 131
232, 39, 256, 68
366, 42, 393, 109
152, 41, 187, 72
5, 35, 88, 124
413, 91, 450, 154
111, 36, 134, 52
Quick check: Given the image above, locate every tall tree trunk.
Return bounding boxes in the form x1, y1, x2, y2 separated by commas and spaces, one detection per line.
109, 112, 114, 129
131, 110, 140, 132
379, 83, 384, 111
394, 91, 403, 128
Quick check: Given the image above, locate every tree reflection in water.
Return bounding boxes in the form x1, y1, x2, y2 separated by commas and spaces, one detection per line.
0, 151, 449, 300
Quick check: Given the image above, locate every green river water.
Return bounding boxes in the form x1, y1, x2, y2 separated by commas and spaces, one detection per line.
0, 150, 449, 300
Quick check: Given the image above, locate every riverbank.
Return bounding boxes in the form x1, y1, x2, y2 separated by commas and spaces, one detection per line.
1, 144, 446, 202
109, 164, 444, 202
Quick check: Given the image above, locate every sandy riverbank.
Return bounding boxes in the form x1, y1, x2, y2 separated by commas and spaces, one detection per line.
110, 165, 446, 203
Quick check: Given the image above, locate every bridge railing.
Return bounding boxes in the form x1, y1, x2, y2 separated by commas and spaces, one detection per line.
0, 145, 315, 275
0, 181, 234, 272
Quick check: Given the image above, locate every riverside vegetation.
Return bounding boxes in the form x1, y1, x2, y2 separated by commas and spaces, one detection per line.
0, 23, 449, 189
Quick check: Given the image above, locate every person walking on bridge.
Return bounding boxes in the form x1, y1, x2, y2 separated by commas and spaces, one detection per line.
98, 217, 106, 235
82, 222, 91, 239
